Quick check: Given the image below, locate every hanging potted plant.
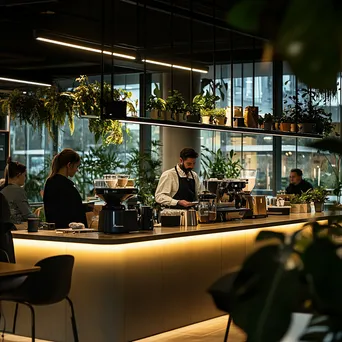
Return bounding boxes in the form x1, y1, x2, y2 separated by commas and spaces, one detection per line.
1, 86, 75, 138
165, 90, 186, 122
145, 84, 167, 120
69, 75, 135, 145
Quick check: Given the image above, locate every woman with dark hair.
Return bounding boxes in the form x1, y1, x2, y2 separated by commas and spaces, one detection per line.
43, 148, 87, 228
0, 157, 36, 224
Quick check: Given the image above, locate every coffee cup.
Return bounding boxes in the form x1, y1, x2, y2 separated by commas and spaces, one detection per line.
27, 218, 40, 233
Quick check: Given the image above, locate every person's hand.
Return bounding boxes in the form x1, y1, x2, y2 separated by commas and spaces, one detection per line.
177, 200, 193, 207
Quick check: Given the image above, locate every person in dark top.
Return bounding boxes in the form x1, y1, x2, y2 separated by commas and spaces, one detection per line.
285, 168, 313, 195
43, 148, 87, 228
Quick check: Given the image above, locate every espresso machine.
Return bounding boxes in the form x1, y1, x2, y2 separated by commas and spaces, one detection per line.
203, 179, 250, 221
94, 179, 153, 233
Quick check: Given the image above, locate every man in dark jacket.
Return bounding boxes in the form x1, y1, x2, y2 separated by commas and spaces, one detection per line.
286, 168, 313, 195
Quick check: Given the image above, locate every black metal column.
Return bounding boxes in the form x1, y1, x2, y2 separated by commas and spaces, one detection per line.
272, 60, 283, 194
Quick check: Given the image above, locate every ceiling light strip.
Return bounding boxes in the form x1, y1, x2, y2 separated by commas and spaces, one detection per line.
0, 77, 51, 87
142, 59, 208, 74
36, 37, 136, 60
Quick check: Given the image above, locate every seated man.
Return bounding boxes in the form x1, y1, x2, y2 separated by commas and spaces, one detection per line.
286, 168, 313, 195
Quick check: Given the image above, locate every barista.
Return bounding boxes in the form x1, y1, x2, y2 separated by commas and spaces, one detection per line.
155, 148, 201, 208
286, 168, 313, 195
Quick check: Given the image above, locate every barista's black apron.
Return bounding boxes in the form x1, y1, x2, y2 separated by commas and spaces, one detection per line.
172, 166, 196, 209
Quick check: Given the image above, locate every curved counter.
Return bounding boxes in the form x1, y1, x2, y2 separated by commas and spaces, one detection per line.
12, 212, 338, 244
9, 212, 341, 342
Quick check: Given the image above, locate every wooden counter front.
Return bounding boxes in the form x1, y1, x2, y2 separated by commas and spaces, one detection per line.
9, 212, 341, 342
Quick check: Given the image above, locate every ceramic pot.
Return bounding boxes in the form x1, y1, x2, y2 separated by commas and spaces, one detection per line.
314, 202, 324, 212
264, 122, 273, 130
300, 123, 315, 134
215, 117, 226, 125
291, 123, 297, 133
202, 116, 211, 124
280, 122, 291, 132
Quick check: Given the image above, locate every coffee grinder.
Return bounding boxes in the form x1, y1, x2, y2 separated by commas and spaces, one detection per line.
94, 180, 139, 233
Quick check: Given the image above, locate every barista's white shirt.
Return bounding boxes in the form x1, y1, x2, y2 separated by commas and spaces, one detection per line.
155, 165, 201, 206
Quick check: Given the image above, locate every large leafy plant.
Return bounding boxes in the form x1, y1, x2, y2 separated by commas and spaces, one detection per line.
201, 146, 242, 179
75, 145, 123, 198
210, 220, 342, 342
283, 86, 334, 136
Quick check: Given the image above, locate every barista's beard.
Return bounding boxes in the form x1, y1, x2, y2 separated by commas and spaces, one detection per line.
180, 163, 192, 174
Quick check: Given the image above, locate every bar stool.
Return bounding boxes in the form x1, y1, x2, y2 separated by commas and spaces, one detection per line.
0, 255, 78, 342
208, 271, 239, 342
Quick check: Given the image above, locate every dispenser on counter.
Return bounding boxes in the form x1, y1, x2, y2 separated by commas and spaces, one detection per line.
240, 169, 267, 218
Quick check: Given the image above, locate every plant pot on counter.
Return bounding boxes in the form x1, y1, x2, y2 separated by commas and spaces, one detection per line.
314, 202, 324, 212
291, 204, 301, 213
291, 123, 297, 133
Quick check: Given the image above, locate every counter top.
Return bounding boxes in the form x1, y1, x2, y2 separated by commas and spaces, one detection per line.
13, 212, 341, 245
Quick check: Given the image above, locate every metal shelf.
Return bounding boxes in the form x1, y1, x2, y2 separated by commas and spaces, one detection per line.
119, 117, 323, 139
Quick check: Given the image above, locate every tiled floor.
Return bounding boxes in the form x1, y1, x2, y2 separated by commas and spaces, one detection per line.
136, 313, 312, 342
136, 315, 246, 342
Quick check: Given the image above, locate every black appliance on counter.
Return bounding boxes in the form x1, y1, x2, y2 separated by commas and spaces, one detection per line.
95, 187, 139, 233
94, 180, 154, 233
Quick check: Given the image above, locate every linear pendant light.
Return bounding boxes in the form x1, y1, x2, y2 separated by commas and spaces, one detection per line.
36, 37, 136, 60
0, 77, 51, 87
36, 37, 208, 73
142, 59, 207, 74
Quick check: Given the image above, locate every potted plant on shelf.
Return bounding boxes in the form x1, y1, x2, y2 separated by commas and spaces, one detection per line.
258, 115, 264, 129
146, 84, 167, 120
213, 108, 227, 125
184, 101, 201, 123
279, 113, 294, 132
263, 113, 274, 130
165, 90, 186, 122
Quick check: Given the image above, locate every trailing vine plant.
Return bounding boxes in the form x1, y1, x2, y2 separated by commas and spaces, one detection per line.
0, 75, 137, 145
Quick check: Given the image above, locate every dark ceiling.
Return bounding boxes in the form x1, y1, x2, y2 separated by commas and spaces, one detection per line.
0, 0, 265, 88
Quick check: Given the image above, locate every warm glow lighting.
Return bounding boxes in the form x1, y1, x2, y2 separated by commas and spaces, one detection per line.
36, 37, 136, 60
142, 59, 208, 74
0, 77, 51, 87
